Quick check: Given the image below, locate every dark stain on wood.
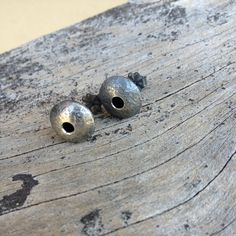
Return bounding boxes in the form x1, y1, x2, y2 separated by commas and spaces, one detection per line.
184, 223, 190, 231
121, 210, 132, 226
0, 174, 39, 215
80, 209, 104, 236
207, 12, 228, 26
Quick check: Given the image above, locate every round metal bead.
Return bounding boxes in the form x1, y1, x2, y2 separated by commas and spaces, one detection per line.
50, 100, 95, 142
98, 76, 142, 119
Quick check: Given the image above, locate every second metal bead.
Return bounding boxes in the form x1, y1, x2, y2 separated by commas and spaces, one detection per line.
98, 76, 142, 119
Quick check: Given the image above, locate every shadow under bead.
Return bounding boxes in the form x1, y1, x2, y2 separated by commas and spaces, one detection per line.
50, 100, 95, 142
98, 76, 142, 119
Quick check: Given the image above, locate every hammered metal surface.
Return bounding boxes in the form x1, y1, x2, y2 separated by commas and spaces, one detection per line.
50, 100, 95, 142
98, 76, 142, 118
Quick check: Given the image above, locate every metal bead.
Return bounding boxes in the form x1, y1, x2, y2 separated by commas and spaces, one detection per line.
50, 100, 95, 142
98, 76, 142, 119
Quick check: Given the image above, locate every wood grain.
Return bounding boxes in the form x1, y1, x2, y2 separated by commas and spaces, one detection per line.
0, 0, 236, 235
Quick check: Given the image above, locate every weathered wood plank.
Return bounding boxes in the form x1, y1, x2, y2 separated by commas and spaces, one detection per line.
0, 0, 236, 235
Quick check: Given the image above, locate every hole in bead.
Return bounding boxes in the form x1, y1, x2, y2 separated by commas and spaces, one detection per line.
112, 97, 124, 109
62, 122, 74, 133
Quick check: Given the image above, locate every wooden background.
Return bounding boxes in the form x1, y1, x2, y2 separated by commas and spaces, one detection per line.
0, 0, 236, 235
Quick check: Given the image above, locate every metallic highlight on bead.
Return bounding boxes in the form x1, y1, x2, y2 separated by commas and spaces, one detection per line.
50, 100, 95, 142
98, 76, 142, 119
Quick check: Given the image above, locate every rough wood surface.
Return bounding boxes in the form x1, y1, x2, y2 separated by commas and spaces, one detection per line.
1, 0, 236, 235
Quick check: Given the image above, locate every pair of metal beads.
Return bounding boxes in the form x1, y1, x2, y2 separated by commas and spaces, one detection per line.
50, 73, 147, 142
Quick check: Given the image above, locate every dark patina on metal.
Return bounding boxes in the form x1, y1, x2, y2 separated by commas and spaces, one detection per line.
82, 72, 147, 119
98, 75, 142, 119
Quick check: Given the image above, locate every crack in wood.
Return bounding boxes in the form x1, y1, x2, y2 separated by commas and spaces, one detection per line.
0, 106, 234, 217
34, 92, 236, 177
1, 62, 234, 162
210, 217, 236, 235
103, 150, 236, 235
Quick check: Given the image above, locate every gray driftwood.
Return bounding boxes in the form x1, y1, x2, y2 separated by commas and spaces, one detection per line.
0, 0, 236, 235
